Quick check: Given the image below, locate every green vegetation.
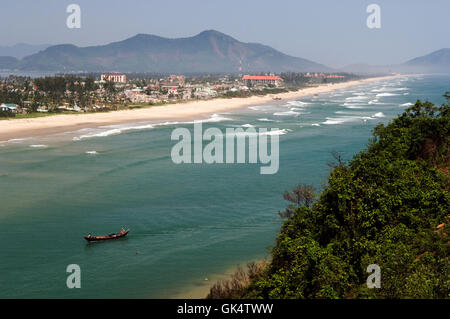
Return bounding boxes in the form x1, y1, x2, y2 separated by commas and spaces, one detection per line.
208, 93, 450, 299
0, 112, 55, 120
1, 72, 362, 119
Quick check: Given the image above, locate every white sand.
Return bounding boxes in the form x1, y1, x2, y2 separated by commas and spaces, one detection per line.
0, 75, 403, 140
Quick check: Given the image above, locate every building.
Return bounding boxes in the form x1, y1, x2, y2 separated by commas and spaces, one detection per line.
168, 87, 178, 96
325, 74, 345, 79
168, 75, 185, 86
242, 75, 283, 86
160, 82, 179, 90
124, 88, 155, 103
101, 74, 127, 83
0, 103, 19, 113
193, 87, 217, 99
305, 73, 345, 79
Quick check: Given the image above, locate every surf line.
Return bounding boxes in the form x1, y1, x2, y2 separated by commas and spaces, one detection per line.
170, 122, 280, 174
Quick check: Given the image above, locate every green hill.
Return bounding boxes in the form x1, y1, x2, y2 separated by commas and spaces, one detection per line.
208, 93, 450, 299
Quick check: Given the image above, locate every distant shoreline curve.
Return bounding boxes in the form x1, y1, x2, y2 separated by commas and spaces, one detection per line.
0, 74, 405, 141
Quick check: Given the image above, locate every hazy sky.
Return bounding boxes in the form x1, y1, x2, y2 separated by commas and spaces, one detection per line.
1, 0, 448, 67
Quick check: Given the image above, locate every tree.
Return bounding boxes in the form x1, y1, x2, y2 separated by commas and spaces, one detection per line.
279, 184, 316, 218
210, 94, 450, 299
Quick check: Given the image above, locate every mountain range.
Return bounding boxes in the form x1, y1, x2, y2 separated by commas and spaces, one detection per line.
0, 30, 448, 74
2, 30, 330, 73
0, 43, 51, 59
339, 48, 450, 74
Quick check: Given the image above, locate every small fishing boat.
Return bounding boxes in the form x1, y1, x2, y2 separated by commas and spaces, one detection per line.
84, 229, 130, 242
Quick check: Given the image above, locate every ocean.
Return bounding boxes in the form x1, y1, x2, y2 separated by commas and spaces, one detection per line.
0, 74, 448, 298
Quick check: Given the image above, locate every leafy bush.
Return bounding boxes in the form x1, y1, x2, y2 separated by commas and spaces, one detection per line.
210, 93, 450, 299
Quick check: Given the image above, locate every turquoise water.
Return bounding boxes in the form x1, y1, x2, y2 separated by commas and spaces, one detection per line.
0, 75, 448, 298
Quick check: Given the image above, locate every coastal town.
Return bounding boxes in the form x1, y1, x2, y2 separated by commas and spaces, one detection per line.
0, 72, 356, 118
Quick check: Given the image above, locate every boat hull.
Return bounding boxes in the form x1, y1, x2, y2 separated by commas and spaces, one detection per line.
84, 230, 130, 242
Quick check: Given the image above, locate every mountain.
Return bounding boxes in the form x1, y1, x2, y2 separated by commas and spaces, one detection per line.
402, 48, 450, 73
5, 33, 448, 74
0, 56, 19, 69
16, 30, 331, 73
0, 43, 51, 59
340, 48, 450, 74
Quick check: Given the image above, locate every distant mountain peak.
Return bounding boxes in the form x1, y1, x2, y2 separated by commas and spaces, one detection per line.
14, 30, 331, 73
194, 30, 239, 44
0, 43, 52, 59
130, 33, 162, 40
196, 29, 230, 37
404, 48, 450, 74
339, 48, 450, 74
406, 48, 450, 65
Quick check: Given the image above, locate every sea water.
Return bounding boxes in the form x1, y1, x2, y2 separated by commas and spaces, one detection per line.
0, 75, 448, 298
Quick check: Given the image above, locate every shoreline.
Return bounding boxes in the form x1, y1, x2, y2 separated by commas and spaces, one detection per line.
170, 258, 266, 299
0, 75, 404, 141
170, 264, 241, 299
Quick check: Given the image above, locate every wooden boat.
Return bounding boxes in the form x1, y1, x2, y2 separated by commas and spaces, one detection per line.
84, 229, 130, 242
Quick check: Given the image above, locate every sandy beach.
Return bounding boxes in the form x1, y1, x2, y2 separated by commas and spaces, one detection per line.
0, 75, 402, 140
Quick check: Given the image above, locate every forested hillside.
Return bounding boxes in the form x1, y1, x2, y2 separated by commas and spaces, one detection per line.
209, 93, 450, 299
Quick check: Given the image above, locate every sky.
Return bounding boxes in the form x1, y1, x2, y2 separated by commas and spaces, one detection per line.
0, 0, 448, 67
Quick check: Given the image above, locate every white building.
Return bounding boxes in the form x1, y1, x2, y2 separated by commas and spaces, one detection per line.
101, 74, 127, 83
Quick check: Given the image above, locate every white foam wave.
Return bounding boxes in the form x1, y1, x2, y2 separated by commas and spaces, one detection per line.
154, 121, 181, 126
286, 100, 309, 107
257, 118, 274, 122
73, 123, 155, 140
322, 116, 373, 125
376, 93, 400, 97
273, 110, 300, 116
322, 118, 346, 125
372, 112, 385, 118
72, 113, 233, 141
248, 106, 264, 111
7, 138, 29, 143
74, 128, 123, 140
225, 128, 290, 137
260, 129, 290, 136
372, 86, 408, 93
343, 103, 366, 109
194, 114, 232, 123
345, 96, 369, 101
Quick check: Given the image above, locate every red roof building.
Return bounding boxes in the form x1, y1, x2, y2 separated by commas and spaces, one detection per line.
242, 75, 283, 85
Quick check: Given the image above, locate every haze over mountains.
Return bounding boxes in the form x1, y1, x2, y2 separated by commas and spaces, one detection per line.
0, 30, 448, 74
0, 43, 51, 59
340, 48, 450, 74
